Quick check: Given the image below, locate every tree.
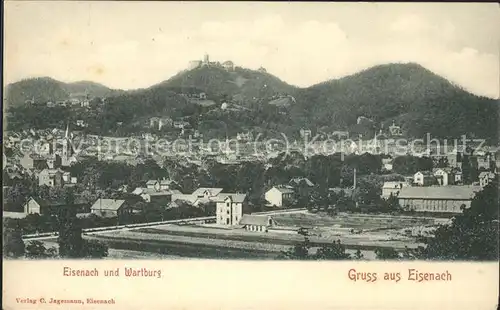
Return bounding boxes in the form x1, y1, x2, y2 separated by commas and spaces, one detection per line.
392, 156, 433, 175
375, 247, 400, 260
355, 179, 382, 207
57, 212, 85, 258
384, 194, 402, 212
82, 240, 109, 258
25, 241, 57, 259
3, 227, 25, 258
279, 238, 312, 260
422, 180, 498, 260
354, 249, 364, 260
315, 240, 351, 260
310, 186, 330, 212
279, 229, 312, 260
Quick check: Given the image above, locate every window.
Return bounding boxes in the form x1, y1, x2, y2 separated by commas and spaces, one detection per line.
226, 218, 230, 225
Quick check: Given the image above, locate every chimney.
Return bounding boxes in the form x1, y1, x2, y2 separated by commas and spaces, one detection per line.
353, 168, 357, 190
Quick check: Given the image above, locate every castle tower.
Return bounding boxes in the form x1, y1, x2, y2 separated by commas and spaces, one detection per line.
203, 53, 209, 66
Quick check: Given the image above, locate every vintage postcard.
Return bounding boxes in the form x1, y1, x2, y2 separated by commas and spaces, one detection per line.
2, 2, 499, 309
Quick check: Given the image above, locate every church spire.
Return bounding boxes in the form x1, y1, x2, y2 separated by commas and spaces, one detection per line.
65, 122, 70, 139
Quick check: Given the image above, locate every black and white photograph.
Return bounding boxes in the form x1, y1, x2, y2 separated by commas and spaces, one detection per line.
3, 2, 499, 263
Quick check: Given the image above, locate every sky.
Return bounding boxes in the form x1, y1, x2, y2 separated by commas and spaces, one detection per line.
4, 2, 500, 98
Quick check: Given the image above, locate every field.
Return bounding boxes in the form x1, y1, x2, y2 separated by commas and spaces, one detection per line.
271, 212, 439, 231
35, 212, 447, 259
81, 211, 446, 261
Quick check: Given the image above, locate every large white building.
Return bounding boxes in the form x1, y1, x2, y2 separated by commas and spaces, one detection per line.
216, 193, 247, 226
265, 186, 294, 207
398, 185, 482, 213
433, 168, 455, 186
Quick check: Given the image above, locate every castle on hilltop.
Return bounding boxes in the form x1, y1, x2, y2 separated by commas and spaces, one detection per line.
188, 54, 234, 71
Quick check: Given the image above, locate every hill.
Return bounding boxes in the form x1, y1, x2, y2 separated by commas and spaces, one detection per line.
292, 63, 499, 141
156, 65, 297, 105
4, 77, 121, 107
64, 81, 124, 98
5, 63, 498, 141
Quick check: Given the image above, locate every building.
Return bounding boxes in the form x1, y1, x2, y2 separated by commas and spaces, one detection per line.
159, 179, 179, 191
61, 124, 76, 167
192, 187, 223, 200
46, 154, 62, 169
330, 131, 349, 140
20, 153, 49, 170
76, 120, 88, 127
289, 177, 314, 188
236, 132, 254, 141
38, 169, 64, 187
202, 54, 210, 66
22, 197, 89, 216
381, 181, 410, 199
433, 168, 455, 186
265, 186, 294, 207
222, 60, 234, 71
90, 199, 131, 218
150, 117, 173, 130
216, 193, 247, 226
477, 155, 491, 170
140, 190, 173, 204
479, 172, 496, 188
388, 121, 403, 136
146, 180, 160, 190
413, 171, 436, 186
446, 149, 463, 168
398, 185, 482, 213
382, 158, 393, 171
454, 169, 463, 184
299, 128, 312, 139
239, 215, 276, 232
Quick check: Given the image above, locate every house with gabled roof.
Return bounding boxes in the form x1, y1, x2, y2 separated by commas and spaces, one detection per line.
413, 171, 437, 186
90, 198, 132, 218
479, 171, 496, 188
38, 168, 65, 187
239, 214, 276, 232
192, 187, 223, 200
289, 177, 314, 187
265, 185, 294, 207
22, 197, 90, 216
433, 168, 455, 186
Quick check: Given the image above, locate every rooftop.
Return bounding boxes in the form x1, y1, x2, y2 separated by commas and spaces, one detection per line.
239, 214, 271, 226
398, 186, 482, 200
90, 199, 126, 211
216, 193, 247, 203
382, 181, 409, 189
272, 186, 294, 194
192, 187, 223, 197
289, 177, 314, 187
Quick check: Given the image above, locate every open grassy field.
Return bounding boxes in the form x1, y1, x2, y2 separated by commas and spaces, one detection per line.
271, 212, 438, 231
